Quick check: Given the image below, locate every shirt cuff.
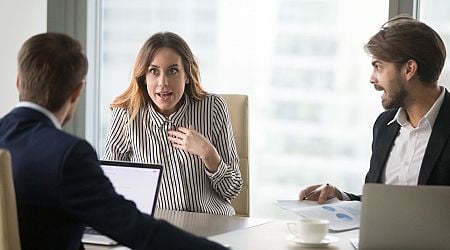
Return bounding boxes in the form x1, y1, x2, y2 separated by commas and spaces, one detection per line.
341, 192, 351, 201
205, 160, 227, 182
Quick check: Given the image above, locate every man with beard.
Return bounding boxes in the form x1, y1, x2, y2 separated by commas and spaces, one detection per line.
299, 16, 450, 202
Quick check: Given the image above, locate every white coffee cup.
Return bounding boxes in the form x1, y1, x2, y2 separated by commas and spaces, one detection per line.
287, 218, 329, 243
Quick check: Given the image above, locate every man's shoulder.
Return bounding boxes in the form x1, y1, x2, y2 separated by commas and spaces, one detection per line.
0, 108, 91, 152
54, 129, 91, 148
46, 129, 97, 158
32, 120, 82, 145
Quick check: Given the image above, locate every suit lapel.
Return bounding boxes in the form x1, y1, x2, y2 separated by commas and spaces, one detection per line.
371, 121, 400, 182
418, 91, 450, 184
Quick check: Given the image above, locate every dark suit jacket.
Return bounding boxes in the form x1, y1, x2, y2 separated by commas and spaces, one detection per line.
0, 107, 226, 250
346, 90, 450, 201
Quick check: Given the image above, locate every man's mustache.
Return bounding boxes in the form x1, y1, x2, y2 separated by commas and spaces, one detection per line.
374, 84, 384, 91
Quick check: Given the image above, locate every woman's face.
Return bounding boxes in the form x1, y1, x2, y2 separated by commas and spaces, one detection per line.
145, 47, 188, 117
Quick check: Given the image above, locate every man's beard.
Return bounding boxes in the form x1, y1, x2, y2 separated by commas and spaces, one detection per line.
382, 77, 407, 110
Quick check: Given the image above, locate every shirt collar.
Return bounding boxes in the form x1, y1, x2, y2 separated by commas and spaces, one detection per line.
387, 86, 446, 128
16, 101, 62, 129
148, 95, 190, 129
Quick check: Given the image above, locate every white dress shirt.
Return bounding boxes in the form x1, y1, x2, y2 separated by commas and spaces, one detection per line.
382, 87, 445, 185
103, 94, 242, 215
16, 101, 62, 129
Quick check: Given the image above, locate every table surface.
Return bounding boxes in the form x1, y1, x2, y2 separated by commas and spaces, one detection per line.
85, 209, 359, 250
153, 208, 270, 237
209, 220, 359, 250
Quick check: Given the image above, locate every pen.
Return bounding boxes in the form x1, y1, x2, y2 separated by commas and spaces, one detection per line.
303, 183, 329, 200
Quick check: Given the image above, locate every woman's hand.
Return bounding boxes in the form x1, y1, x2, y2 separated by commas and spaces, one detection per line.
167, 126, 221, 172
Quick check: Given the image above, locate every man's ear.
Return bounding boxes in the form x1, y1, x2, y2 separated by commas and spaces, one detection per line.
16, 76, 20, 91
70, 82, 85, 103
404, 59, 418, 81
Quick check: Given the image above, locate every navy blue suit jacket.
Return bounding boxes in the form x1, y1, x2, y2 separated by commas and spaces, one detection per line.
346, 90, 450, 201
0, 107, 226, 250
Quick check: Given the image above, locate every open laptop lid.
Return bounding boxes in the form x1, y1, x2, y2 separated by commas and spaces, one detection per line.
83, 160, 163, 246
359, 183, 450, 249
98, 160, 163, 216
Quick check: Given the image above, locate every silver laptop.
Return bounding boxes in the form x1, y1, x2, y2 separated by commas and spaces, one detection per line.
359, 183, 450, 249
82, 160, 163, 246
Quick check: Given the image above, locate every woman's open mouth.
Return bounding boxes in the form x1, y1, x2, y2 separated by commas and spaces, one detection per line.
157, 92, 173, 100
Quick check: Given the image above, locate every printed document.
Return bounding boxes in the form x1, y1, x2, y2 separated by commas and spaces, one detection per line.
276, 198, 361, 231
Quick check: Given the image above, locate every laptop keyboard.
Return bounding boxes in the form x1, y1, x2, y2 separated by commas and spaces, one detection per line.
84, 227, 101, 235
82, 227, 118, 246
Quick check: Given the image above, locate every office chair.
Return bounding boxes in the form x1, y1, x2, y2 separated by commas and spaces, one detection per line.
220, 94, 249, 217
0, 149, 21, 250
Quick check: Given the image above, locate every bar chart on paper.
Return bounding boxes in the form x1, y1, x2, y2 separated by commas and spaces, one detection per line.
276, 198, 361, 231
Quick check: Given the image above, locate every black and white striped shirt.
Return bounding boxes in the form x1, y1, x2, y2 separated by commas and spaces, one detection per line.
103, 93, 242, 215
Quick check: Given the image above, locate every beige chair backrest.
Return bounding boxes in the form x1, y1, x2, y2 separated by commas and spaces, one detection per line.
0, 149, 21, 250
220, 94, 249, 217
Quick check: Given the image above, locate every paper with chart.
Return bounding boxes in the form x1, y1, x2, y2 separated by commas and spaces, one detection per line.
276, 198, 361, 232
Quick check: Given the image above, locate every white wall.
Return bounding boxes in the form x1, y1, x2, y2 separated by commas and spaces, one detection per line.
0, 0, 47, 116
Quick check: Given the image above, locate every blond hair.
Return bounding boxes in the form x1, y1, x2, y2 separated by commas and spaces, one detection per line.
111, 32, 206, 121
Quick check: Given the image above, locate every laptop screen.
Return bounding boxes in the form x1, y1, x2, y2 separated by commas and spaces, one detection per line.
99, 160, 163, 216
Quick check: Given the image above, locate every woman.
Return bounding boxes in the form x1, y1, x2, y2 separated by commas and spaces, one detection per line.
104, 32, 242, 216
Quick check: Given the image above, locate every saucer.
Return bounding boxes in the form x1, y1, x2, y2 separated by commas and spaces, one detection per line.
286, 234, 339, 247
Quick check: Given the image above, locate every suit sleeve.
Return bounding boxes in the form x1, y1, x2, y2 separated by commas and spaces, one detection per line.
365, 110, 397, 184
60, 140, 227, 250
345, 112, 393, 201
205, 95, 243, 201
343, 192, 362, 201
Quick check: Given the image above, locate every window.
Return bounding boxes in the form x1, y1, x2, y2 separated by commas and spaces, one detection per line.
420, 0, 450, 89
90, 0, 389, 218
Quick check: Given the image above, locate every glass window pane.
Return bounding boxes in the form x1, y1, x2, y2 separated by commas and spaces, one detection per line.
98, 0, 388, 218
420, 0, 450, 89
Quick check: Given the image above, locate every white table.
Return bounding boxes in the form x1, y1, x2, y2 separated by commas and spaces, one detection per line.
85, 209, 269, 249
153, 208, 270, 237
86, 209, 359, 249
209, 220, 359, 249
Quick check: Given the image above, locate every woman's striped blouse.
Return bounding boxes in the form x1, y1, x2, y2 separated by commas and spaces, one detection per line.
103, 93, 242, 216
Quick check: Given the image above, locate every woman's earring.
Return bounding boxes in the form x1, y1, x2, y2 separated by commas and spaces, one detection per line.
186, 79, 190, 84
